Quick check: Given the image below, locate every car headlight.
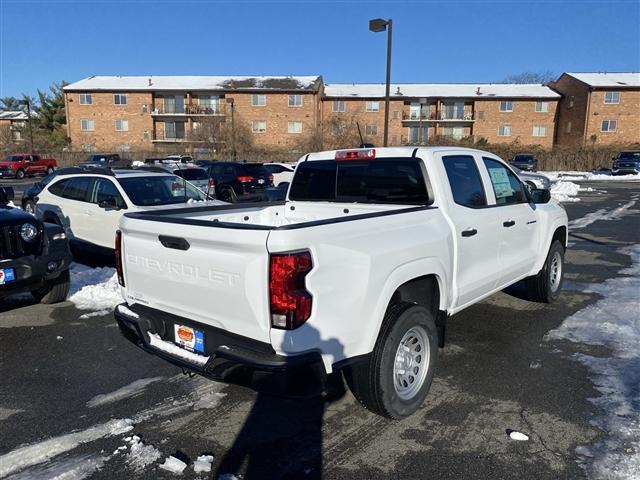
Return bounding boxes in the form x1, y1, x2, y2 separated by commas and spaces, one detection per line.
20, 223, 39, 242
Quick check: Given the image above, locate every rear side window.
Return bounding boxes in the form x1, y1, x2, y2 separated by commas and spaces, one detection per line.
174, 168, 208, 181
48, 178, 72, 197
289, 159, 430, 205
62, 177, 93, 202
482, 158, 527, 205
442, 155, 487, 208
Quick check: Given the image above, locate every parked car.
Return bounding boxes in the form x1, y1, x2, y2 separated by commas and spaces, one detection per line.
21, 167, 85, 214
611, 151, 640, 176
140, 162, 212, 194
203, 162, 274, 202
264, 162, 296, 186
36, 168, 222, 250
79, 153, 131, 169
510, 154, 538, 172
262, 183, 289, 202
0, 154, 57, 179
511, 166, 551, 191
1, 186, 72, 304
114, 146, 568, 419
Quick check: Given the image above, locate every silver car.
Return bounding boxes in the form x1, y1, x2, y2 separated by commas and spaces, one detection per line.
512, 166, 552, 191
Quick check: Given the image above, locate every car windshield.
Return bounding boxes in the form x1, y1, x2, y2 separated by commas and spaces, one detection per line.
173, 168, 208, 181
117, 175, 206, 206
4, 155, 21, 162
619, 152, 640, 160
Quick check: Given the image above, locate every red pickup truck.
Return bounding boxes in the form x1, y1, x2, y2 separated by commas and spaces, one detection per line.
0, 154, 57, 179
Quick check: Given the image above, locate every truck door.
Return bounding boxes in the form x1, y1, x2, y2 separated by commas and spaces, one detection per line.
438, 153, 503, 308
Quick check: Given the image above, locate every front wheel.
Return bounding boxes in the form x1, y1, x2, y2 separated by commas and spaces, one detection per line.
345, 302, 438, 419
526, 240, 564, 303
46, 166, 55, 175
23, 200, 36, 215
16, 169, 25, 179
32, 269, 70, 304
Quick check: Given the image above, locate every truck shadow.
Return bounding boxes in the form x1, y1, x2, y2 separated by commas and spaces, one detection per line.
215, 327, 346, 480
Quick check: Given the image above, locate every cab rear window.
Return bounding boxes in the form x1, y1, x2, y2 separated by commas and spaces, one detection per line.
289, 159, 430, 205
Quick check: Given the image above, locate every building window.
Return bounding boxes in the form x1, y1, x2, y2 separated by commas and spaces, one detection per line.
143, 130, 149, 140
142, 104, 148, 113
477, 111, 485, 120
80, 119, 95, 131
365, 124, 378, 135
391, 135, 398, 145
499, 101, 513, 112
408, 126, 428, 144
116, 144, 130, 152
114, 94, 127, 105
81, 144, 96, 152
288, 95, 302, 107
565, 121, 572, 133
366, 101, 380, 112
535, 101, 549, 113
165, 121, 185, 139
441, 126, 465, 140
532, 125, 547, 137
498, 125, 512, 136
604, 92, 620, 104
115, 119, 128, 131
392, 110, 400, 120
251, 94, 266, 106
332, 100, 345, 112
288, 121, 303, 134
79, 94, 92, 105
601, 120, 617, 132
568, 96, 575, 108
252, 120, 267, 133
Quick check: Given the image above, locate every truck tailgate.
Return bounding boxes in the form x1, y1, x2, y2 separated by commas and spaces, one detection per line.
119, 216, 272, 343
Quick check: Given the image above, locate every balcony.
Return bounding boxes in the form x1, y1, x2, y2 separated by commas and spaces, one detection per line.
151, 103, 226, 116
402, 111, 475, 122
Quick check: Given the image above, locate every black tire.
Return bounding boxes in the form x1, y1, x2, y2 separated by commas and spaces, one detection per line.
16, 169, 25, 179
32, 269, 71, 304
345, 302, 438, 419
525, 181, 536, 193
526, 240, 564, 303
219, 187, 235, 203
23, 200, 36, 215
46, 166, 55, 175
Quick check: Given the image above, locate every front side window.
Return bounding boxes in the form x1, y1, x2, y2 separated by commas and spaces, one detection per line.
92, 178, 126, 208
80, 119, 95, 131
252, 121, 267, 133
532, 125, 547, 137
535, 101, 549, 112
498, 125, 512, 136
332, 100, 345, 112
442, 155, 487, 208
114, 94, 127, 105
288, 121, 302, 134
604, 91, 620, 104
601, 120, 618, 132
482, 157, 527, 205
115, 119, 128, 131
251, 94, 266, 106
500, 101, 513, 112
288, 95, 302, 107
366, 101, 380, 112
365, 124, 378, 135
79, 94, 92, 105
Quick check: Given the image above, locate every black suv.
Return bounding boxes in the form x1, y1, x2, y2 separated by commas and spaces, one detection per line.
612, 151, 640, 176
510, 154, 538, 172
201, 162, 273, 202
0, 186, 72, 304
79, 153, 131, 169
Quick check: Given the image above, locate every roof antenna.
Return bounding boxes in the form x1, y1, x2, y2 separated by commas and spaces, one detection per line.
148, 78, 153, 87
395, 86, 402, 95
476, 87, 481, 95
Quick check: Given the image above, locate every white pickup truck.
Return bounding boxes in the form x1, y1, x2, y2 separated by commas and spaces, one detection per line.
114, 147, 568, 418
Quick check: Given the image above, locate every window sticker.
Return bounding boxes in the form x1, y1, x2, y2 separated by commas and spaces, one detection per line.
488, 167, 512, 199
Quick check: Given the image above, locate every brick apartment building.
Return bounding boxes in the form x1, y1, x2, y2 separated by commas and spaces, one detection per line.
550, 72, 640, 147
322, 83, 559, 147
0, 111, 28, 143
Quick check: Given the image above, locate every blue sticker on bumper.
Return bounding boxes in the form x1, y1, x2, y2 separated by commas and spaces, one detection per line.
194, 330, 205, 353
0, 268, 16, 285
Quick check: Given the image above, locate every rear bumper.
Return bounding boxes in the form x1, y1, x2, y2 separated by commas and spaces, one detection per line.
114, 303, 324, 380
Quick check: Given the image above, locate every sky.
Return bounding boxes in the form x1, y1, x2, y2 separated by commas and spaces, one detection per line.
0, 0, 639, 99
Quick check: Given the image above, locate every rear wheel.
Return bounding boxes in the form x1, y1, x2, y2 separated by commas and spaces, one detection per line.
32, 269, 70, 304
219, 187, 235, 203
526, 240, 564, 303
345, 302, 438, 419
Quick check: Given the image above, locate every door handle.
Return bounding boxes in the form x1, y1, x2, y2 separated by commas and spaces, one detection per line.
503, 220, 516, 227
461, 228, 477, 237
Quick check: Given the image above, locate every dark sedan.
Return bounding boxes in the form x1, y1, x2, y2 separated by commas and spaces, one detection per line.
510, 154, 538, 172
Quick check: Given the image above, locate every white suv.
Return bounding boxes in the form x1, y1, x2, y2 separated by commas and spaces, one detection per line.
36, 168, 222, 250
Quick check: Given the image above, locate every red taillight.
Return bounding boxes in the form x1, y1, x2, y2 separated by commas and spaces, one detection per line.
171, 181, 183, 191
335, 148, 376, 161
268, 175, 274, 184
208, 178, 217, 189
237, 176, 254, 183
269, 251, 313, 329
115, 230, 125, 287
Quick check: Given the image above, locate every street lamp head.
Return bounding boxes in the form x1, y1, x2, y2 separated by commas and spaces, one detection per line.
369, 18, 388, 32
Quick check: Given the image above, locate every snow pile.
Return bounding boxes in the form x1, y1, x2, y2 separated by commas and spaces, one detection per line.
546, 245, 640, 479
193, 454, 214, 473
550, 181, 594, 203
87, 377, 165, 408
541, 171, 640, 182
124, 435, 162, 472
4, 453, 108, 480
569, 200, 637, 230
68, 264, 121, 314
159, 455, 187, 474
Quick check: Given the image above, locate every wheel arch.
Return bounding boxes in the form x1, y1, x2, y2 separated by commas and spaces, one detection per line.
533, 223, 567, 272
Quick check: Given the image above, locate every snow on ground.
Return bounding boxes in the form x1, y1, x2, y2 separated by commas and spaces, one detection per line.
122, 435, 162, 472
193, 454, 214, 473
4, 453, 108, 480
159, 455, 188, 474
546, 245, 640, 479
569, 200, 638, 230
68, 264, 120, 314
86, 377, 166, 408
541, 171, 640, 182
550, 181, 594, 203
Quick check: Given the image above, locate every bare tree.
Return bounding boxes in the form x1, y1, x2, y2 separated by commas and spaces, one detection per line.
503, 71, 557, 84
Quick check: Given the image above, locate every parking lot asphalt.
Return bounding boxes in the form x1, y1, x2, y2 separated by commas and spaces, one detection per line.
1, 181, 638, 480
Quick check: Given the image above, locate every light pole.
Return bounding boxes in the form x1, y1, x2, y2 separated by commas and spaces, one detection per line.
369, 18, 392, 147
20, 99, 35, 153
225, 97, 236, 160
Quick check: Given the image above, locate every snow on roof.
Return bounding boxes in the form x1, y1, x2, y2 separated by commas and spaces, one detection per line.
64, 75, 322, 92
565, 72, 640, 88
324, 83, 560, 99
0, 111, 28, 121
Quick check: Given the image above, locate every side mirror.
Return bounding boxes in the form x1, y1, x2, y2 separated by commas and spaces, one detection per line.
98, 197, 120, 210
0, 186, 15, 202
530, 188, 551, 204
